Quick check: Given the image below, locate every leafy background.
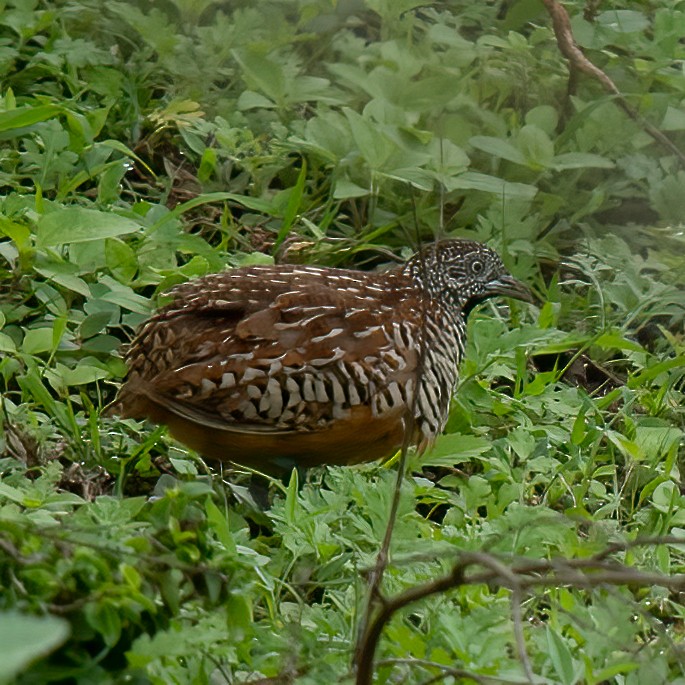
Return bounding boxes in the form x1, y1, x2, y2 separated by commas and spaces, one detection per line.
0, 0, 684, 683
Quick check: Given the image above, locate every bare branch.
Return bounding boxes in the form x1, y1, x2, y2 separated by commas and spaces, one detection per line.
542, 0, 685, 166
354, 546, 685, 684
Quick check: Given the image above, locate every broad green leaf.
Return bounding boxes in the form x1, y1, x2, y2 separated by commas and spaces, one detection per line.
662, 106, 685, 131
22, 328, 54, 355
469, 135, 526, 165
52, 362, 110, 386
598, 9, 650, 33
652, 481, 679, 513
0, 104, 62, 133
105, 238, 138, 283
606, 431, 644, 461
0, 216, 32, 251
34, 265, 90, 297
95, 275, 151, 314
380, 167, 434, 190
0, 612, 69, 682
518, 124, 555, 168
344, 108, 395, 169
508, 427, 536, 460
633, 425, 683, 460
237, 90, 276, 110
552, 152, 615, 170
0, 482, 27, 504
36, 208, 141, 246
447, 171, 538, 199
333, 178, 370, 199
546, 626, 577, 685
232, 50, 285, 104
422, 433, 491, 467
84, 601, 122, 647
79, 311, 113, 339
0, 332, 16, 352
594, 331, 644, 353
526, 105, 558, 134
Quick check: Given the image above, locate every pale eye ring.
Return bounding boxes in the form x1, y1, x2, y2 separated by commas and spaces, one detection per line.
471, 259, 484, 274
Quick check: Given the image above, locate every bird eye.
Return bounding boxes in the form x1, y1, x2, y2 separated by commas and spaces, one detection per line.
471, 259, 484, 274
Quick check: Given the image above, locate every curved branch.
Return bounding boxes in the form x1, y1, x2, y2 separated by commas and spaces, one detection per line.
354, 547, 685, 685
542, 0, 685, 166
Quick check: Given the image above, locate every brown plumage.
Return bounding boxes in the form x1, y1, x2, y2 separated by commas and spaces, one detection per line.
112, 239, 531, 473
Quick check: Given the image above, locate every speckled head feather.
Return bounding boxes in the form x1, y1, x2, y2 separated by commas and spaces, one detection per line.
404, 239, 531, 313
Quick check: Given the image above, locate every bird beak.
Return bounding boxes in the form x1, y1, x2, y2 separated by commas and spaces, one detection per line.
487, 274, 535, 303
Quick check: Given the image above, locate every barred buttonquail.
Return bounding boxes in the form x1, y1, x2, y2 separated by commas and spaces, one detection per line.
113, 239, 531, 473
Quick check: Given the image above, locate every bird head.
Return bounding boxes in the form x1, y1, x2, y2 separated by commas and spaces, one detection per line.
404, 239, 533, 315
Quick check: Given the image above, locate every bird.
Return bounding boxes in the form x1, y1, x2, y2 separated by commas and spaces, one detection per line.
112, 239, 531, 473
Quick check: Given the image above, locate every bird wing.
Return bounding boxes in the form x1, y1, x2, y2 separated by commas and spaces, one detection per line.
119, 265, 420, 435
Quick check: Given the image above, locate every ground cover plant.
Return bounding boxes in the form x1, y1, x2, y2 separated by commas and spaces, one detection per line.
0, 0, 684, 683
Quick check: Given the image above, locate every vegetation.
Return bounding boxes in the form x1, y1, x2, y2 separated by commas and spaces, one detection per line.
0, 0, 684, 683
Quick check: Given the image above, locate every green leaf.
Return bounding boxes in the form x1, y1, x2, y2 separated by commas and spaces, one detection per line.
206, 499, 237, 554
333, 178, 370, 199
662, 106, 685, 131
598, 9, 650, 33
0, 333, 16, 352
232, 49, 285, 104
508, 427, 536, 460
518, 124, 555, 168
95, 275, 151, 314
594, 331, 644, 353
274, 158, 307, 249
633, 425, 683, 461
422, 433, 491, 467
36, 208, 141, 246
447, 171, 538, 199
469, 135, 526, 165
344, 108, 395, 169
34, 264, 90, 297
570, 409, 587, 446
552, 152, 615, 170
52, 362, 110, 386
0, 612, 69, 682
284, 468, 300, 525
652, 481, 679, 513
105, 238, 138, 283
606, 431, 644, 461
0, 482, 29, 504
0, 104, 62, 133
85, 601, 122, 647
237, 90, 276, 110
22, 328, 54, 355
546, 626, 577, 685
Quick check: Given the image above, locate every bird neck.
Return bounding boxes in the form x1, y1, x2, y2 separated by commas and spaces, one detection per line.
394, 253, 468, 441
410, 296, 466, 443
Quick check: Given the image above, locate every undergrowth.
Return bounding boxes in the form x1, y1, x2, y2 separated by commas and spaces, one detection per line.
0, 1, 684, 683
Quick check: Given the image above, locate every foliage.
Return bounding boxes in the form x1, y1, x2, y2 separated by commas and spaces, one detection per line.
0, 0, 684, 683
